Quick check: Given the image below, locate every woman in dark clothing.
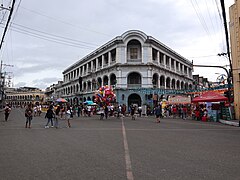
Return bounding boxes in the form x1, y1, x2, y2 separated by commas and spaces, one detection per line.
104, 106, 108, 119
45, 105, 55, 128
155, 105, 162, 123
4, 104, 11, 121
130, 105, 136, 120
55, 105, 61, 128
25, 104, 33, 128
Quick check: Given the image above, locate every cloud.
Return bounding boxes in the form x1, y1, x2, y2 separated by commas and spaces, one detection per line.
14, 82, 26, 87
0, 0, 235, 89
32, 77, 62, 89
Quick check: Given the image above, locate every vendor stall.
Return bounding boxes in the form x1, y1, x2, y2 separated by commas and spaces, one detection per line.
192, 91, 228, 103
192, 91, 228, 121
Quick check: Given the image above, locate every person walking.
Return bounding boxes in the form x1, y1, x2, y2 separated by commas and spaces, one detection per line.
25, 104, 33, 128
66, 105, 73, 128
104, 105, 108, 119
60, 105, 65, 119
77, 105, 81, 117
45, 105, 55, 128
155, 104, 162, 123
4, 104, 11, 121
138, 106, 142, 117
182, 106, 187, 120
117, 105, 122, 118
99, 106, 104, 120
130, 105, 136, 120
54, 105, 61, 128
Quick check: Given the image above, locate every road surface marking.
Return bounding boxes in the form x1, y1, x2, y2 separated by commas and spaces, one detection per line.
122, 118, 134, 180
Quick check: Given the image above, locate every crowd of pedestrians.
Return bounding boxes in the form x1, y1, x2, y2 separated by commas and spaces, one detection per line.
1, 102, 211, 129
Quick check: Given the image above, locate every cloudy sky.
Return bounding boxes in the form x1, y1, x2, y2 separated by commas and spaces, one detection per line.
0, 0, 235, 89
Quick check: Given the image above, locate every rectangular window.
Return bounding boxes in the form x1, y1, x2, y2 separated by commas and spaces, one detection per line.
130, 48, 138, 59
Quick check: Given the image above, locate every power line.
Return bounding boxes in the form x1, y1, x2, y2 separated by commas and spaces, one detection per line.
190, 0, 212, 38
11, 22, 100, 47
11, 0, 22, 22
204, 0, 216, 35
0, 20, 99, 49
7, 27, 95, 50
0, 0, 16, 51
20, 6, 112, 38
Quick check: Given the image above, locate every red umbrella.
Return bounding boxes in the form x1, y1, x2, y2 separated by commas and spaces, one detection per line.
192, 91, 228, 103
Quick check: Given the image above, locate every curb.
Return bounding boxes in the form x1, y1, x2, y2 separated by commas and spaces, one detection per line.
219, 119, 240, 127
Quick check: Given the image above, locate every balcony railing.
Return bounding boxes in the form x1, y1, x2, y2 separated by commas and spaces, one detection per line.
127, 59, 142, 63
127, 84, 142, 88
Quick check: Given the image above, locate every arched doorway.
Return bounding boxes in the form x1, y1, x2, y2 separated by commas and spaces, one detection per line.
128, 93, 142, 107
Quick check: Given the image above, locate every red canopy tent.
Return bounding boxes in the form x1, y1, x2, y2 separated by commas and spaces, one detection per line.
192, 91, 228, 103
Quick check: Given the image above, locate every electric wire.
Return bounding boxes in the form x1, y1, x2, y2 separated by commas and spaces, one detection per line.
204, 0, 216, 35
7, 26, 95, 50
11, 0, 22, 22
20, 6, 112, 37
12, 22, 100, 47
190, 0, 212, 38
0, 21, 99, 49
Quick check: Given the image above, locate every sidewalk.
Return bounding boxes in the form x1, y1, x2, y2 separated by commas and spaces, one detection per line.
219, 119, 240, 127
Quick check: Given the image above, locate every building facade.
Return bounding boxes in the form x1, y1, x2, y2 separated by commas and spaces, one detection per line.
229, 1, 240, 120
60, 30, 193, 107
5, 87, 45, 107
45, 81, 64, 103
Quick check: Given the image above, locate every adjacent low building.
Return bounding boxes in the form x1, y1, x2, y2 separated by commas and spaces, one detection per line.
59, 30, 194, 107
5, 87, 45, 107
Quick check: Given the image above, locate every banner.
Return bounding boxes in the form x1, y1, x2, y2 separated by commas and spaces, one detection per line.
168, 96, 191, 104
127, 84, 232, 95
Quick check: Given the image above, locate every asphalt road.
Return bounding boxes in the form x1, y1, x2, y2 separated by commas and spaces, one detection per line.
0, 108, 239, 180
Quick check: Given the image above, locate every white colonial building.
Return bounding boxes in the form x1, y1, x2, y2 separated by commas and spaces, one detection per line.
60, 30, 193, 107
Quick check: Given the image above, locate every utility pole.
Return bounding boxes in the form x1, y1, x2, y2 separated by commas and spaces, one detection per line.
220, 0, 233, 77
0, 0, 16, 107
0, 60, 13, 107
0, 0, 16, 51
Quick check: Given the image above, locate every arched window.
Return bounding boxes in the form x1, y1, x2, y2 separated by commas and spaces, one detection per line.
127, 39, 142, 62
160, 76, 165, 88
103, 76, 108, 86
110, 73, 117, 86
171, 79, 176, 89
189, 84, 192, 89
177, 80, 180, 89
87, 81, 91, 91
92, 79, 97, 91
166, 77, 171, 89
181, 81, 184, 89
97, 77, 102, 88
152, 73, 159, 88
127, 72, 141, 88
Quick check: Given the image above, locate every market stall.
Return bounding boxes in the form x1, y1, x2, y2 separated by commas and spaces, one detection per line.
192, 91, 228, 103
192, 91, 228, 122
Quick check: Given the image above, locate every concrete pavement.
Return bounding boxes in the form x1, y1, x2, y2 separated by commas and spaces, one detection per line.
0, 108, 240, 180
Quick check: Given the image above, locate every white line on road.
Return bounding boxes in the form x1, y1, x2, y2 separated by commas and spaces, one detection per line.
121, 118, 134, 180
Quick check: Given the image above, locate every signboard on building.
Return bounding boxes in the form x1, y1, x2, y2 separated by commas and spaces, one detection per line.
168, 96, 191, 104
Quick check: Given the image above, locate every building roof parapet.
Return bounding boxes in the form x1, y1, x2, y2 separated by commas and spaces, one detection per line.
63, 30, 193, 74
